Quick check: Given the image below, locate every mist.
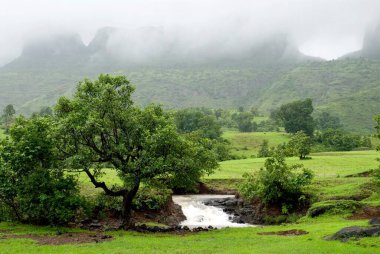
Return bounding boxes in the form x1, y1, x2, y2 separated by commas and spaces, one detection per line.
0, 0, 380, 66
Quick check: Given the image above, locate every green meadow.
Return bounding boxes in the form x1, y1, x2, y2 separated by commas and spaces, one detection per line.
1, 131, 379, 253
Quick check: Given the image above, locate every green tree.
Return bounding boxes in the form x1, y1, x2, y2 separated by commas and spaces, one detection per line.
271, 99, 315, 136
239, 152, 313, 211
315, 128, 369, 151
232, 112, 256, 132
0, 116, 83, 225
55, 74, 218, 228
174, 108, 222, 139
287, 131, 312, 159
2, 104, 16, 133
257, 140, 272, 158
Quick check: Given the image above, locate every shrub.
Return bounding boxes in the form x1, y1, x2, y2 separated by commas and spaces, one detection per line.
307, 200, 362, 217
257, 140, 272, 158
315, 129, 371, 151
239, 153, 313, 211
17, 170, 84, 225
0, 116, 85, 225
133, 187, 172, 211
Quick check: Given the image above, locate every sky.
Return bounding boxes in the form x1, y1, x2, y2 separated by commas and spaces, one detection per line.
0, 0, 379, 66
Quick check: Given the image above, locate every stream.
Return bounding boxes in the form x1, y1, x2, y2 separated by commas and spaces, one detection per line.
172, 195, 252, 229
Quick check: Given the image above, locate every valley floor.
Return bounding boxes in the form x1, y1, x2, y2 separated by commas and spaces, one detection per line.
1, 149, 380, 253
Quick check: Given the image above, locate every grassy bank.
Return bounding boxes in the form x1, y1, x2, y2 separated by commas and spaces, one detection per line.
0, 216, 379, 254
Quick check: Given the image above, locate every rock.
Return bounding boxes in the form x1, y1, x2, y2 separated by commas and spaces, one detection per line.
89, 223, 102, 229
327, 226, 380, 241
369, 218, 380, 225
144, 213, 156, 219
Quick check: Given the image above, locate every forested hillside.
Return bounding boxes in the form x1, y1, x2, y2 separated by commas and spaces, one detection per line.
0, 27, 379, 133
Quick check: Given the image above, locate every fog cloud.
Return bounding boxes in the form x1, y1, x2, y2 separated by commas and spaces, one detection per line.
0, 0, 379, 66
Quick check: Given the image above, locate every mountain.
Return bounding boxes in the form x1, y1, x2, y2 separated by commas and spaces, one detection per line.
0, 27, 379, 133
342, 24, 380, 59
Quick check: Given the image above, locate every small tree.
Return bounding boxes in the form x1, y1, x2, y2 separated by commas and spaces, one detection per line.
257, 140, 272, 158
287, 131, 312, 159
239, 152, 313, 211
55, 74, 218, 228
233, 112, 255, 132
2, 104, 16, 133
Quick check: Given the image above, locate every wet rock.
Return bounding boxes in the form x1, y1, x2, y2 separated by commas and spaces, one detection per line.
369, 218, 380, 225
89, 223, 102, 229
327, 226, 380, 242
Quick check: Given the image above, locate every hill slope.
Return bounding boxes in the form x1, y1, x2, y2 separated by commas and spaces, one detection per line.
0, 29, 379, 133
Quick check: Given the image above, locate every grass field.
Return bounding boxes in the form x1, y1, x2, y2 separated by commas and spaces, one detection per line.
212, 150, 379, 179
1, 130, 379, 253
222, 130, 290, 157
1, 216, 379, 254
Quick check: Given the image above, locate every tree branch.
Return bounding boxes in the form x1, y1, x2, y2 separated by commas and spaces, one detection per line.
83, 168, 126, 196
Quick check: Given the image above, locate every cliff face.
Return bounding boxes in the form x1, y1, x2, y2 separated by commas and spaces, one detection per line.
361, 24, 380, 58
341, 23, 380, 59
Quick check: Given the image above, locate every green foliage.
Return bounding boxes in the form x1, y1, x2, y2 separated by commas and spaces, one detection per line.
2, 58, 380, 134
256, 119, 280, 132
307, 200, 362, 217
1, 104, 15, 133
271, 98, 315, 136
315, 129, 371, 151
287, 131, 312, 159
239, 153, 313, 210
173, 108, 232, 161
315, 112, 342, 130
174, 108, 222, 139
0, 116, 84, 225
232, 112, 256, 132
55, 74, 218, 226
133, 187, 172, 211
17, 170, 83, 225
37, 106, 53, 117
257, 140, 272, 158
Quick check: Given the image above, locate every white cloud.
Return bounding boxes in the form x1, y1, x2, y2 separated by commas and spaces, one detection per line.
0, 0, 379, 65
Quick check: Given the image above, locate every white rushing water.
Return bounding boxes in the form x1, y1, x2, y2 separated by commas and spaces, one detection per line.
172, 195, 251, 229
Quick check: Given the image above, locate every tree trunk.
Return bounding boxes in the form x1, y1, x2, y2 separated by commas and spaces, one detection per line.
121, 183, 140, 229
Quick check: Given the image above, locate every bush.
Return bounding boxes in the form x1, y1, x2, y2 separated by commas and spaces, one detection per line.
0, 116, 85, 225
315, 129, 371, 151
133, 187, 172, 211
239, 153, 313, 211
93, 186, 172, 218
17, 170, 84, 225
257, 140, 272, 158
